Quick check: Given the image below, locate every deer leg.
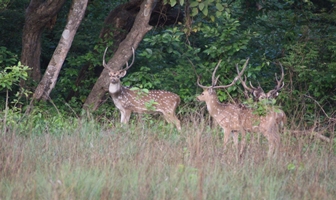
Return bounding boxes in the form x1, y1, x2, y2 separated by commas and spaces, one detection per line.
223, 128, 231, 149
171, 114, 181, 131
231, 131, 242, 162
233, 131, 239, 154
120, 109, 132, 124
265, 125, 280, 157
163, 113, 181, 131
239, 129, 246, 157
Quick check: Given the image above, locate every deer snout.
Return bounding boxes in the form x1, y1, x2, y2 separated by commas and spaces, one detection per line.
196, 94, 204, 101
110, 77, 120, 84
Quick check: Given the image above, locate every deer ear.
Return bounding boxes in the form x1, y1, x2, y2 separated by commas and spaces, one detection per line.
119, 70, 127, 78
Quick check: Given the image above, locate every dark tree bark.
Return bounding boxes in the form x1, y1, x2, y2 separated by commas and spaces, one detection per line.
83, 0, 157, 111
33, 0, 88, 100
21, 0, 66, 84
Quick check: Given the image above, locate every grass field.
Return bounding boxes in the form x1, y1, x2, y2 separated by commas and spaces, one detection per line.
1, 113, 335, 200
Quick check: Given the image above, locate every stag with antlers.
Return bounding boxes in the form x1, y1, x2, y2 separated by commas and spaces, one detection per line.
239, 63, 287, 133
103, 47, 181, 131
196, 59, 280, 158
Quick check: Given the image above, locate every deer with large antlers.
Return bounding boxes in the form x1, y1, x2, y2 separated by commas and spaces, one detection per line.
103, 47, 181, 131
196, 59, 280, 157
239, 63, 287, 134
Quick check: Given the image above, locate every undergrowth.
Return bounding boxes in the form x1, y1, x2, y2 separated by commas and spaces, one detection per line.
0, 109, 335, 200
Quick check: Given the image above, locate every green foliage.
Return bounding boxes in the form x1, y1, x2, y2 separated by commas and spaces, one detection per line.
243, 98, 278, 117
0, 46, 18, 68
189, 0, 230, 18
2, 106, 80, 136
0, 62, 29, 91
144, 99, 158, 111
0, 0, 10, 10
1, 0, 335, 128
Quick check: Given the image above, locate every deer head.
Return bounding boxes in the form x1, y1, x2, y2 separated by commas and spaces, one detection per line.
103, 46, 135, 84
197, 59, 249, 103
239, 62, 284, 101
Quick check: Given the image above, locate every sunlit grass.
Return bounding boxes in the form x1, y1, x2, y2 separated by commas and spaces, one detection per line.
0, 111, 335, 199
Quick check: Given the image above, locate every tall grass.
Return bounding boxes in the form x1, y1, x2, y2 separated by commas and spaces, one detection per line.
0, 112, 335, 199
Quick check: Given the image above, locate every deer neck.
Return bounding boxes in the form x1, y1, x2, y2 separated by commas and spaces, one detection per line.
109, 81, 122, 94
205, 98, 223, 116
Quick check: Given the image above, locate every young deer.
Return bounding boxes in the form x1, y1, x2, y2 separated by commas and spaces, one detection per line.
103, 47, 181, 130
196, 59, 280, 157
239, 63, 287, 133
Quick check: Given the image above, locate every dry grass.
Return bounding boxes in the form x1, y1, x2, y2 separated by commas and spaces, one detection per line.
0, 114, 335, 200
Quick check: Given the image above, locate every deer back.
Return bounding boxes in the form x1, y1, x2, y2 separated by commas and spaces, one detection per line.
112, 86, 180, 114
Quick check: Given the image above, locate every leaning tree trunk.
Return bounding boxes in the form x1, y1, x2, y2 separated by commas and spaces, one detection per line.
83, 0, 156, 111
21, 0, 66, 85
33, 0, 88, 100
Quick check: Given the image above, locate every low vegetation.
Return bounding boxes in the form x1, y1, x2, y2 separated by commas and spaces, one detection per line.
1, 110, 335, 199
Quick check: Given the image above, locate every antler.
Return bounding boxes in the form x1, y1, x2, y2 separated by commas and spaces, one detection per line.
102, 47, 111, 69
196, 59, 222, 89
123, 47, 135, 71
239, 75, 254, 93
266, 62, 285, 98
196, 58, 249, 90
212, 58, 250, 89
102, 47, 135, 71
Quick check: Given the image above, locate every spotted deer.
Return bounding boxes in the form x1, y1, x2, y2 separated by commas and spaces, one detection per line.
196, 59, 280, 157
239, 63, 287, 133
103, 47, 181, 130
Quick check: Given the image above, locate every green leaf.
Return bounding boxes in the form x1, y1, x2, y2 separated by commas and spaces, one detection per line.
216, 3, 224, 11
170, 0, 177, 6
191, 7, 199, 16
202, 6, 208, 16
199, 2, 205, 11
190, 1, 199, 7
145, 48, 153, 55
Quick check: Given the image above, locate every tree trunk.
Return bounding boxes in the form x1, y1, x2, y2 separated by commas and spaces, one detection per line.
83, 0, 156, 111
21, 0, 66, 85
33, 0, 88, 100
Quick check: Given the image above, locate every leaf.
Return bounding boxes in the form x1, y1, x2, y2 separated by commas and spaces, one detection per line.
202, 6, 208, 16
210, 15, 215, 22
190, 1, 199, 7
170, 0, 177, 7
287, 163, 296, 171
142, 88, 149, 94
145, 48, 153, 55
216, 3, 224, 11
199, 2, 205, 11
130, 87, 139, 91
191, 7, 199, 16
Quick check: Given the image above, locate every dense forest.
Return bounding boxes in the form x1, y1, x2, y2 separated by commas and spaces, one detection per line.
1, 0, 336, 199
1, 0, 335, 126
